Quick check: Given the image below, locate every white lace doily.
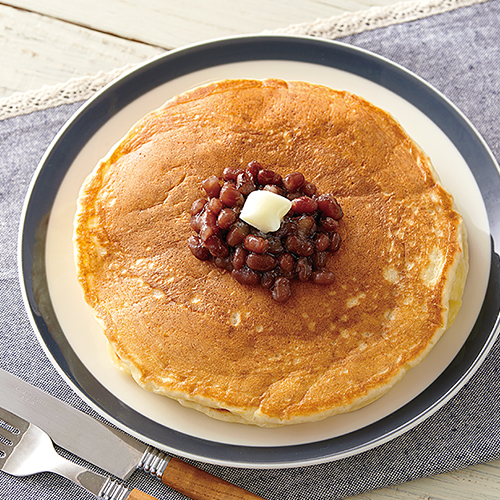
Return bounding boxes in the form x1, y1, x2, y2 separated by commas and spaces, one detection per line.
0, 0, 488, 121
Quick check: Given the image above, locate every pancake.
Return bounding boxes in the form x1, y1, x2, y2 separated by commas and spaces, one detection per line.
74, 78, 468, 427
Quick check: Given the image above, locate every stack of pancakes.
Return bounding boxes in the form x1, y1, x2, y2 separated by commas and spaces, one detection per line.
74, 79, 468, 427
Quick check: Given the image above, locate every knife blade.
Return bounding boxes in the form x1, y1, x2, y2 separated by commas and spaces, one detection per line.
0, 368, 264, 500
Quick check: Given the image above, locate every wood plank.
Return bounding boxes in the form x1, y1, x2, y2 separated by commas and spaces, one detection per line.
4, 0, 402, 48
0, 0, 403, 98
0, 4, 163, 97
350, 461, 500, 499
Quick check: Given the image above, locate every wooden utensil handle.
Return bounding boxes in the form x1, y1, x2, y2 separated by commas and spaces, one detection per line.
161, 457, 265, 500
127, 488, 161, 500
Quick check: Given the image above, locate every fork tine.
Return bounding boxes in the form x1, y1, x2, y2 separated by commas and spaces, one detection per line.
0, 436, 9, 451
0, 407, 29, 434
0, 425, 15, 444
0, 428, 12, 465
0, 407, 28, 467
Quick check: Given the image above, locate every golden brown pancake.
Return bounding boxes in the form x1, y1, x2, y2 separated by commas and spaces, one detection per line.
74, 78, 468, 427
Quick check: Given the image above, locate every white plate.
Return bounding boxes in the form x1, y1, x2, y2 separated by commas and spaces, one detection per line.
20, 35, 500, 468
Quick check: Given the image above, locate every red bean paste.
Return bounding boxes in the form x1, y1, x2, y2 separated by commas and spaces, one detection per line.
188, 161, 343, 302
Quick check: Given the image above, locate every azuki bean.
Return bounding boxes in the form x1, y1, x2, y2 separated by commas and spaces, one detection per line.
275, 219, 296, 238
223, 167, 243, 181
311, 269, 335, 285
246, 253, 277, 272
267, 237, 284, 255
283, 172, 304, 191
226, 225, 247, 247
200, 208, 218, 229
187, 236, 211, 261
329, 233, 342, 252
298, 240, 315, 257
258, 169, 282, 186
272, 277, 291, 302
207, 197, 223, 215
190, 213, 203, 233
278, 253, 295, 273
262, 184, 286, 196
204, 234, 229, 258
246, 161, 262, 181
244, 234, 270, 254
312, 251, 328, 269
296, 215, 316, 238
236, 172, 256, 196
296, 257, 313, 282
232, 268, 261, 286
285, 235, 301, 254
301, 182, 317, 197
261, 271, 277, 289
285, 235, 314, 257
232, 246, 247, 270
291, 196, 318, 214
316, 194, 343, 220
202, 176, 221, 198
190, 198, 207, 216
215, 256, 233, 271
286, 190, 303, 201
319, 217, 339, 233
199, 215, 218, 242
199, 223, 219, 243
315, 233, 330, 252
217, 208, 237, 230
220, 183, 244, 207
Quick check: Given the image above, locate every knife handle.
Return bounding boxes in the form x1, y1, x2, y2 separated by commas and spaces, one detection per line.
127, 489, 160, 500
161, 457, 265, 500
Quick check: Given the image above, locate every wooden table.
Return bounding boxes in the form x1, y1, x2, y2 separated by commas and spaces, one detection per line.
2, 1, 500, 499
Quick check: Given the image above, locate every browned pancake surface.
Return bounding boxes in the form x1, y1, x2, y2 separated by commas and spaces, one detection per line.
74, 79, 467, 426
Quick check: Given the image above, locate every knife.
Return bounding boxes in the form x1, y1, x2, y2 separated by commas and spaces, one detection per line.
0, 368, 264, 500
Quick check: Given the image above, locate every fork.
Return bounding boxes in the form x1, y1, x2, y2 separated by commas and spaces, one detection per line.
0, 406, 158, 500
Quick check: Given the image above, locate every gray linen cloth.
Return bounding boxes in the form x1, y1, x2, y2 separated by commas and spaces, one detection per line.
1, 1, 499, 498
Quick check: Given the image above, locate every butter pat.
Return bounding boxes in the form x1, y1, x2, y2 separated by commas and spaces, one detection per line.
240, 190, 292, 233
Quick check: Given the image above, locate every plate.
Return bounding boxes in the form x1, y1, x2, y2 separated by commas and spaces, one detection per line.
19, 35, 500, 468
